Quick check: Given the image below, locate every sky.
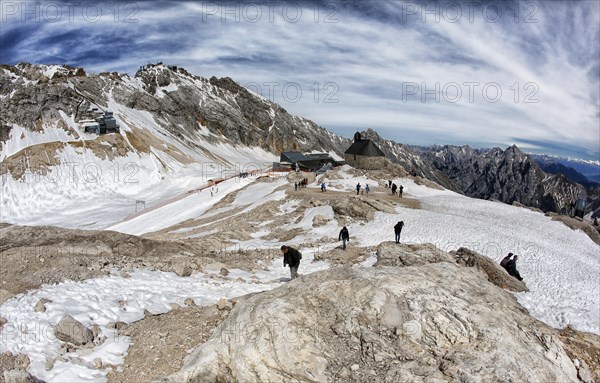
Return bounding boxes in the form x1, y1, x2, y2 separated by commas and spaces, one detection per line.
0, 0, 599, 160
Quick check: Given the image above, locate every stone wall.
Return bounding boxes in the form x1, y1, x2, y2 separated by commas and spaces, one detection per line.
344, 153, 387, 170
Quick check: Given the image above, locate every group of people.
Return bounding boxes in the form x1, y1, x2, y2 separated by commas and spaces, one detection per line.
355, 183, 370, 196
500, 253, 523, 281
294, 178, 309, 191
385, 180, 404, 197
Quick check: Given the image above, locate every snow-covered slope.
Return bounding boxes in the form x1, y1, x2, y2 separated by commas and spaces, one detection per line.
1, 166, 598, 382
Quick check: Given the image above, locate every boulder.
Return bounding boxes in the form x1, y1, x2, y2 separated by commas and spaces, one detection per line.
158, 265, 578, 383
216, 298, 232, 311
173, 263, 192, 277
53, 314, 94, 345
3, 370, 42, 383
34, 298, 52, 313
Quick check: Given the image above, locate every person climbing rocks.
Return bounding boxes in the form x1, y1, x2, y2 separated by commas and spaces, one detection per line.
388, 180, 392, 188
281, 245, 302, 280
394, 221, 404, 243
504, 255, 523, 281
321, 181, 326, 192
365, 184, 370, 196
356, 183, 361, 195
399, 185, 404, 198
339, 226, 350, 250
391, 183, 397, 195
500, 253, 513, 268
294, 182, 298, 191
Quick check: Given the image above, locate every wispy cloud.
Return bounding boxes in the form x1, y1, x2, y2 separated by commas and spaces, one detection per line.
1, 0, 598, 159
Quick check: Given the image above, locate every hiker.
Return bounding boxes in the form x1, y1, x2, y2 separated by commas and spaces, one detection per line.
399, 185, 404, 198
394, 221, 404, 243
356, 183, 361, 195
365, 184, 370, 196
504, 255, 523, 281
391, 183, 397, 195
294, 182, 298, 191
321, 181, 326, 192
339, 226, 350, 250
500, 253, 513, 269
281, 245, 302, 280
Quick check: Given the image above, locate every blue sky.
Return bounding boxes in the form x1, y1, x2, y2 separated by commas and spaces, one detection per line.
1, 0, 599, 160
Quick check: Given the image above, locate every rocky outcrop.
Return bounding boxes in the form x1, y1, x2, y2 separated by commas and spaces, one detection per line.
375, 242, 455, 267
451, 247, 528, 292
158, 262, 578, 383
375, 242, 528, 292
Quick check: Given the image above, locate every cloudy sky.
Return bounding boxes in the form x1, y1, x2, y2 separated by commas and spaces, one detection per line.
1, 0, 599, 160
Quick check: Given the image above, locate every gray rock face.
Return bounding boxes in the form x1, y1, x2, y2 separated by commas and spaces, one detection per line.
53, 314, 94, 346
159, 263, 577, 383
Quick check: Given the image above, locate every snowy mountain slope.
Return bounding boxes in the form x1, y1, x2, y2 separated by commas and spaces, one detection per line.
1, 167, 598, 382
0, 63, 346, 228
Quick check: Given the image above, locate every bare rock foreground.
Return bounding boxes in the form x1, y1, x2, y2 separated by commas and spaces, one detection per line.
157, 261, 587, 382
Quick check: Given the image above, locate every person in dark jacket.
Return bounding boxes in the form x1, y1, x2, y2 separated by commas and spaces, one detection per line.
356, 183, 361, 195
500, 253, 513, 269
399, 185, 404, 198
339, 226, 350, 250
504, 255, 523, 281
281, 245, 302, 280
394, 221, 404, 243
391, 183, 397, 195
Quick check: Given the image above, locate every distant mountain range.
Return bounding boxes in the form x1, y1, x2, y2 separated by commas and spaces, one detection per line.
0, 62, 597, 222
528, 153, 600, 187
